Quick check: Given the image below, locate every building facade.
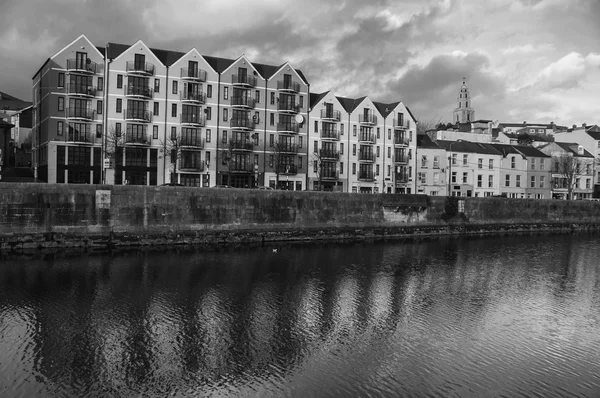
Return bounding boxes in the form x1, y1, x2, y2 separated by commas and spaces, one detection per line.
416, 135, 447, 196
452, 79, 475, 124
538, 142, 595, 200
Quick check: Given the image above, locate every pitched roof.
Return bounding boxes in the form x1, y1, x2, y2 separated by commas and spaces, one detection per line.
309, 92, 329, 109
405, 106, 417, 122
417, 134, 443, 149
504, 130, 554, 142
512, 145, 550, 158
586, 131, 600, 140
437, 140, 502, 155
489, 143, 521, 156
335, 96, 366, 113
0, 91, 31, 111
554, 142, 595, 158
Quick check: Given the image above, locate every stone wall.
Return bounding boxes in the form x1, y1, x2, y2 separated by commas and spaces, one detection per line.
1, 183, 599, 250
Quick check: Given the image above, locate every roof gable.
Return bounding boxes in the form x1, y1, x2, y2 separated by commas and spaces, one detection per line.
269, 61, 309, 85
50, 34, 104, 62
111, 40, 166, 68
168, 49, 218, 74
221, 54, 264, 80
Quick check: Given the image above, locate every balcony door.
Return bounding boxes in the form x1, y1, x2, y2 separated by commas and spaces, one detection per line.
134, 54, 145, 70
238, 67, 247, 82
283, 74, 292, 89
75, 52, 87, 70
188, 61, 198, 78
325, 102, 333, 118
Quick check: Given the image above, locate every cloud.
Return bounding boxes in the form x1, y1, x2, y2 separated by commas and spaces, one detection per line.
534, 52, 600, 89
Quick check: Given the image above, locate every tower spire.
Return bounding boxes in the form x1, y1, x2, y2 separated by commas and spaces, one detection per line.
453, 78, 475, 123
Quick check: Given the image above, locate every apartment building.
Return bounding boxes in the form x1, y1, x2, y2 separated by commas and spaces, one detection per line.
554, 125, 600, 188
416, 135, 447, 196
515, 146, 552, 199
538, 142, 595, 200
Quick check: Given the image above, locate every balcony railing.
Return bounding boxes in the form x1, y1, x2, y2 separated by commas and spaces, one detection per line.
320, 149, 339, 159
67, 131, 92, 143
125, 132, 150, 145
230, 118, 255, 130
277, 80, 300, 92
393, 119, 410, 129
66, 84, 96, 97
280, 164, 298, 175
358, 151, 374, 162
394, 133, 409, 146
320, 109, 341, 121
180, 91, 206, 103
322, 170, 340, 180
66, 59, 99, 74
231, 96, 256, 108
395, 154, 408, 164
180, 67, 207, 81
277, 101, 300, 113
66, 107, 95, 120
278, 144, 299, 154
180, 137, 204, 148
181, 113, 205, 126
359, 114, 377, 125
277, 122, 299, 133
358, 171, 375, 181
179, 158, 205, 172
396, 172, 410, 183
232, 74, 257, 87
125, 109, 152, 122
230, 140, 254, 151
321, 129, 339, 140
126, 61, 155, 75
359, 133, 375, 143
126, 85, 153, 98
229, 162, 254, 172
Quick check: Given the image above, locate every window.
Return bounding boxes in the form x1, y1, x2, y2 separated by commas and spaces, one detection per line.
223, 108, 228, 121
433, 172, 439, 184
352, 163, 356, 175
299, 96, 304, 108
314, 120, 318, 133
388, 165, 391, 177
115, 123, 121, 136
313, 140, 317, 152
340, 162, 344, 174
462, 172, 468, 183
516, 175, 521, 187
352, 144, 356, 156
376, 164, 380, 176
154, 78, 160, 93
530, 175, 535, 188
489, 159, 493, 170
58, 97, 64, 111
452, 172, 457, 183
488, 175, 493, 188
540, 159, 545, 170
341, 124, 344, 135
97, 77, 103, 91
541, 176, 546, 188
377, 128, 380, 139
418, 172, 426, 184
117, 74, 123, 89
255, 90, 260, 103
206, 107, 211, 120
222, 130, 227, 144
97, 100, 103, 115
463, 154, 468, 166
586, 178, 591, 189
172, 104, 177, 118
587, 163, 592, 175
376, 146, 380, 157
511, 156, 516, 169
452, 153, 457, 165
478, 158, 483, 169
172, 81, 178, 94
153, 102, 159, 116
531, 158, 535, 170
353, 125, 357, 136
433, 156, 439, 168
340, 143, 344, 154
224, 87, 229, 100
270, 92, 275, 105
206, 129, 211, 143
421, 155, 428, 168
154, 125, 159, 140
298, 137, 302, 148
505, 174, 510, 187
58, 73, 65, 88
96, 124, 102, 138
477, 174, 482, 187
116, 98, 122, 113
270, 113, 274, 125
388, 147, 391, 158
57, 121, 63, 136
207, 85, 212, 98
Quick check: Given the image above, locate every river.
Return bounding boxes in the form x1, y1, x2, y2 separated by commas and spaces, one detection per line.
1, 234, 600, 397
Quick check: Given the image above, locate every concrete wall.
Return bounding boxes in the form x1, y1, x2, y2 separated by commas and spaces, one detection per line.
1, 182, 600, 250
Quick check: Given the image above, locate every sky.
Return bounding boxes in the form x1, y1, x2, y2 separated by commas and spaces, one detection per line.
1, 0, 599, 126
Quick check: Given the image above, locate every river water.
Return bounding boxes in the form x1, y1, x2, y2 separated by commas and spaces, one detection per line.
1, 234, 600, 397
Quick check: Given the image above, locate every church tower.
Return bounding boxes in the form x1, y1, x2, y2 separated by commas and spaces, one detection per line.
452, 78, 475, 123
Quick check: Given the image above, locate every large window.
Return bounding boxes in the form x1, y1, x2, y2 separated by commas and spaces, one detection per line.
68, 146, 91, 166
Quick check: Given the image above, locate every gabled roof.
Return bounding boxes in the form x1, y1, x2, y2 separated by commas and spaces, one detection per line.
203, 55, 235, 73
489, 143, 522, 157
586, 131, 600, 140
512, 145, 550, 158
335, 96, 367, 113
0, 91, 31, 111
554, 142, 595, 158
437, 140, 502, 156
372, 101, 400, 118
417, 134, 443, 149
309, 92, 329, 109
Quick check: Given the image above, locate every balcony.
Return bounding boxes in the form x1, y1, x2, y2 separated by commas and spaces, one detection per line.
180, 67, 207, 81
181, 113, 205, 126
232, 74, 257, 87
281, 164, 298, 175
125, 109, 152, 122
125, 132, 150, 145
277, 101, 300, 113
320, 109, 341, 121
321, 129, 340, 140
179, 155, 205, 172
278, 144, 299, 154
126, 85, 153, 99
319, 149, 339, 160
66, 59, 99, 74
359, 114, 377, 125
231, 96, 255, 108
358, 132, 375, 143
396, 172, 410, 183
67, 131, 92, 143
230, 140, 254, 151
393, 119, 410, 129
277, 122, 299, 133
395, 154, 408, 164
229, 162, 254, 173
277, 80, 300, 92
126, 61, 155, 76
180, 136, 204, 149
322, 170, 340, 180
358, 171, 375, 181
230, 118, 255, 130
66, 84, 96, 97
66, 107, 95, 121
358, 151, 374, 162
394, 133, 409, 146
180, 91, 206, 104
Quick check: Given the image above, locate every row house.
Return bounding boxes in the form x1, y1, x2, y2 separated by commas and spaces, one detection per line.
538, 142, 595, 200
416, 135, 447, 196
554, 126, 600, 191
32, 35, 309, 189
307, 92, 417, 193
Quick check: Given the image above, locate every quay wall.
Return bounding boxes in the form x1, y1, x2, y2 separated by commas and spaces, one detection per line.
1, 183, 600, 250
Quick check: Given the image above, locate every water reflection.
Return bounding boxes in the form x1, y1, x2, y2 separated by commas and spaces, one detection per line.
1, 235, 600, 397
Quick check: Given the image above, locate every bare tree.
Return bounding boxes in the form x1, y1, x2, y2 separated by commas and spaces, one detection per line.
22, 131, 32, 152
105, 124, 124, 168
416, 116, 443, 135
270, 140, 296, 189
160, 128, 182, 182
310, 149, 325, 191
553, 153, 593, 200
220, 139, 238, 186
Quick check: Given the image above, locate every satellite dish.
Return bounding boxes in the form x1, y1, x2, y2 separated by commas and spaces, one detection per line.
294, 114, 304, 123
86, 58, 91, 64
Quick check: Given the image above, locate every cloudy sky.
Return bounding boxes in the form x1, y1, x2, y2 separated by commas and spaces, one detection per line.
1, 0, 599, 126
